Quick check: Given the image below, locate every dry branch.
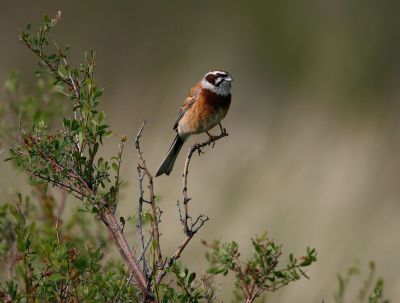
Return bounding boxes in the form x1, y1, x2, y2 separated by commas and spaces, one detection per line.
156, 123, 228, 284
134, 120, 163, 268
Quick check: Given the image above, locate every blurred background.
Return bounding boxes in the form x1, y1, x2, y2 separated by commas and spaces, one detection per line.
1, 0, 400, 301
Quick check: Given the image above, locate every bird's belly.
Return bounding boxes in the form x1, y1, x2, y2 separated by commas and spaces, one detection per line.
178, 106, 226, 137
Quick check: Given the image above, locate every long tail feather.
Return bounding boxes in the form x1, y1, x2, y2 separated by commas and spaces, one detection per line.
155, 135, 185, 177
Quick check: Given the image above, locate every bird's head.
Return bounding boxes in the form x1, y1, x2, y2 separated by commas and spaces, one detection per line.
201, 70, 233, 96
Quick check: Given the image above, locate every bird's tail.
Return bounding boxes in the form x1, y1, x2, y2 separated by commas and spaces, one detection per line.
155, 135, 185, 177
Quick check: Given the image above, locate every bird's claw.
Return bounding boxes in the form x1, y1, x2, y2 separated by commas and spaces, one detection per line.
207, 138, 216, 148
197, 147, 204, 156
194, 143, 204, 156
218, 123, 226, 135
206, 131, 218, 147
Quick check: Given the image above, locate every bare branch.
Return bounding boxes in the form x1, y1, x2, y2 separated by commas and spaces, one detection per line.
180, 123, 227, 236
137, 166, 149, 277
157, 124, 228, 284
134, 120, 163, 267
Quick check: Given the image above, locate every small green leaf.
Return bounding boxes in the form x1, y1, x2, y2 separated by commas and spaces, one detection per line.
78, 131, 84, 146
48, 272, 65, 281
98, 111, 105, 123
188, 272, 196, 284
93, 89, 103, 100
58, 64, 68, 79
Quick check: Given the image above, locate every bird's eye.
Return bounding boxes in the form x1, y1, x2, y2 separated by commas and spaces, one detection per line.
215, 77, 224, 86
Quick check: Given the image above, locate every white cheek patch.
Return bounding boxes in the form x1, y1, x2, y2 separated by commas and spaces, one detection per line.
201, 78, 231, 96
201, 78, 217, 91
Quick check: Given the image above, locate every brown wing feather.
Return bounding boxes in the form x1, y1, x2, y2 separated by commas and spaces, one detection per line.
173, 83, 202, 131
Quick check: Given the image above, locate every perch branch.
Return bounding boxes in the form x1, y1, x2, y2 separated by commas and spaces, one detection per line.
180, 123, 227, 236
157, 124, 228, 284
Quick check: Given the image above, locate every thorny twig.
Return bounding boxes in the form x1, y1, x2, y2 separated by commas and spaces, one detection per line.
137, 166, 149, 277
180, 123, 227, 236
134, 120, 163, 267
156, 123, 228, 284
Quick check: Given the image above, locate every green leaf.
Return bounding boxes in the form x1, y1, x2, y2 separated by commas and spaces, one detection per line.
63, 118, 70, 128
112, 162, 119, 172
93, 89, 103, 100
178, 271, 186, 279
188, 272, 196, 285
98, 111, 105, 123
78, 131, 84, 146
48, 272, 65, 281
43, 14, 51, 24
71, 119, 79, 131
57, 64, 68, 79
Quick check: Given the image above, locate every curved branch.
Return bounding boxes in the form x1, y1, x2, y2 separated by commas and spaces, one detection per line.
181, 123, 228, 235
157, 123, 228, 284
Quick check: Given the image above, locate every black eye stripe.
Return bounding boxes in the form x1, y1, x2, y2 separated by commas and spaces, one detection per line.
215, 77, 224, 87
205, 72, 229, 86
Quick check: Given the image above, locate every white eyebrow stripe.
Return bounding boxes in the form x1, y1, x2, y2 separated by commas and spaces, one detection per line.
208, 70, 227, 76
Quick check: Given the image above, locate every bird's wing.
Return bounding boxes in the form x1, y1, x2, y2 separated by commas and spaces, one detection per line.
173, 83, 201, 131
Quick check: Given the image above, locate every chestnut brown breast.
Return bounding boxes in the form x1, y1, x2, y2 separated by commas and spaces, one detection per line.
177, 89, 231, 137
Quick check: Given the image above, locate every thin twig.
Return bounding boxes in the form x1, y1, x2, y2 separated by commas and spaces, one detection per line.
157, 125, 228, 284
137, 167, 149, 277
61, 56, 82, 155
134, 120, 163, 266
111, 137, 126, 213
180, 124, 227, 236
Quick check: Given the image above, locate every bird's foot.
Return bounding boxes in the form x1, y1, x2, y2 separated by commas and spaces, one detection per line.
218, 123, 227, 136
193, 142, 204, 156
206, 131, 218, 147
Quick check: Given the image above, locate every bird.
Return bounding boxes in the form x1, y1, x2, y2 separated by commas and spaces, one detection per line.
155, 70, 233, 177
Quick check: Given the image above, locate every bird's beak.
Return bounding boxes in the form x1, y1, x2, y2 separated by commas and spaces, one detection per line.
225, 76, 233, 82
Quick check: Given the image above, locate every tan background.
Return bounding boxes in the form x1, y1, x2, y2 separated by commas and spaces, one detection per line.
1, 1, 400, 301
